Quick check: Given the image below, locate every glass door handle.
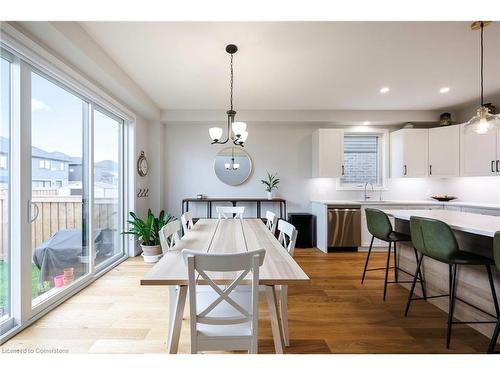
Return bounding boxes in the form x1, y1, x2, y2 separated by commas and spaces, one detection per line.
28, 200, 39, 223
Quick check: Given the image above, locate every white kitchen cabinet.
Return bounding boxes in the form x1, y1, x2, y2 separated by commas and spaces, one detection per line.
390, 129, 429, 178
312, 129, 344, 178
460, 123, 499, 176
428, 125, 460, 177
360, 205, 407, 248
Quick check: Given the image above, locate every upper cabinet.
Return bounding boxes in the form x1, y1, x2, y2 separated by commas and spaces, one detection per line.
390, 129, 429, 178
428, 125, 460, 178
460, 123, 499, 176
312, 129, 344, 178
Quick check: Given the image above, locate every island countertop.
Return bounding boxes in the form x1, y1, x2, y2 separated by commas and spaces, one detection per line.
382, 209, 500, 237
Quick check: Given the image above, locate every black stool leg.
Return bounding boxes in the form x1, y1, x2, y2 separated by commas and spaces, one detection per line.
486, 265, 500, 318
446, 264, 458, 349
488, 318, 500, 354
393, 241, 399, 283
383, 241, 392, 301
405, 253, 424, 316
413, 248, 427, 300
361, 236, 374, 284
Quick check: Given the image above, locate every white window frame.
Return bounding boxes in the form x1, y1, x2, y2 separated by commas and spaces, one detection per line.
0, 25, 136, 343
336, 129, 389, 191
0, 49, 14, 335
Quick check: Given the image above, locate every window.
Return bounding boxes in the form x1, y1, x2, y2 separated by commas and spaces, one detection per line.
31, 71, 89, 306
60, 162, 65, 171
339, 133, 385, 188
93, 108, 124, 268
0, 56, 11, 325
38, 159, 50, 169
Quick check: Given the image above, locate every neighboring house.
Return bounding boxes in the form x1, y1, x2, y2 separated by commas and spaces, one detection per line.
0, 137, 117, 190
31, 146, 71, 188
69, 158, 118, 185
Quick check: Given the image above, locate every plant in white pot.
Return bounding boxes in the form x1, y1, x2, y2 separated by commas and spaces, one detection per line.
122, 209, 173, 262
261, 172, 280, 200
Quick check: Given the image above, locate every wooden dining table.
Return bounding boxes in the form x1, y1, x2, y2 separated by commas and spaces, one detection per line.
140, 218, 310, 353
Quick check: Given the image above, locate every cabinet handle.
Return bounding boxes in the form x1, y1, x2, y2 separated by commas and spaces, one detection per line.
403, 165, 407, 176
429, 165, 432, 175
341, 165, 344, 176
496, 160, 499, 173
491, 160, 495, 173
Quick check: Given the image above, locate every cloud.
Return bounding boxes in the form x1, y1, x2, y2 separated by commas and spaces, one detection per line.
31, 98, 50, 112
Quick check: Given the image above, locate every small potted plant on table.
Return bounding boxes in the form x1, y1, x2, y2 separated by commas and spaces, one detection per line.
261, 172, 280, 200
122, 209, 173, 262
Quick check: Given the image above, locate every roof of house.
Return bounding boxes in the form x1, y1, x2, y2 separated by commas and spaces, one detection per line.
0, 136, 72, 162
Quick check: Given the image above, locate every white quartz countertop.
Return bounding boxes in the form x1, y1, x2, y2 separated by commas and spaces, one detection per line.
382, 209, 500, 237
311, 200, 500, 210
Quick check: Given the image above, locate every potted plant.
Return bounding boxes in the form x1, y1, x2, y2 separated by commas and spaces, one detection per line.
261, 172, 280, 200
122, 209, 173, 262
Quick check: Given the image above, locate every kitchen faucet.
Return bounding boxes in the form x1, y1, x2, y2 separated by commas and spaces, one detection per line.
364, 181, 374, 201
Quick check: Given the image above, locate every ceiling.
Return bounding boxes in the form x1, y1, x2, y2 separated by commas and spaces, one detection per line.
80, 22, 500, 111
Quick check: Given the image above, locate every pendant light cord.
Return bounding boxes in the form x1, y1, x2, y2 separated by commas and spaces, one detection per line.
480, 22, 484, 107
230, 54, 234, 111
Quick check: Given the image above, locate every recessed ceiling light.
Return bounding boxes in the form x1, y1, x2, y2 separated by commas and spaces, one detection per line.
363, 121, 371, 125
380, 87, 390, 94
440, 87, 450, 93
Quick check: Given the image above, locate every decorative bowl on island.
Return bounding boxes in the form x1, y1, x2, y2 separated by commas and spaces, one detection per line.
431, 195, 457, 202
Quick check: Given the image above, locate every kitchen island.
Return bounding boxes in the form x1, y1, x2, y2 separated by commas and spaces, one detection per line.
311, 200, 500, 252
381, 208, 500, 344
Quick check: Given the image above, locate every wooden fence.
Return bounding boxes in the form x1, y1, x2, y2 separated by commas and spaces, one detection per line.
0, 195, 117, 260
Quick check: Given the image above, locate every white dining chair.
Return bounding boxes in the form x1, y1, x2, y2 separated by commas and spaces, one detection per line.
159, 220, 181, 253
181, 211, 194, 235
265, 210, 278, 235
182, 248, 266, 354
276, 219, 298, 347
216, 206, 245, 219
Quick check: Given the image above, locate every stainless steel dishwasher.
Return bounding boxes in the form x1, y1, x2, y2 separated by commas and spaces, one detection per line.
327, 206, 361, 251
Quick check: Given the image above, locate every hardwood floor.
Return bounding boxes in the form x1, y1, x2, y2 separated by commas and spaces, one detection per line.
0, 249, 492, 354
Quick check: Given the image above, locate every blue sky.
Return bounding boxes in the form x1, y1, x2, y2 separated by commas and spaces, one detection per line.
0, 58, 119, 163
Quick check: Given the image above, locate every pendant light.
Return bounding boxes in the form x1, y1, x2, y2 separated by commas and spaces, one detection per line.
209, 44, 248, 146
464, 21, 500, 134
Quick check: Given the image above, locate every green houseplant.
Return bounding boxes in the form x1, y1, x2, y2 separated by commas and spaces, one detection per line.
261, 172, 280, 200
122, 209, 173, 261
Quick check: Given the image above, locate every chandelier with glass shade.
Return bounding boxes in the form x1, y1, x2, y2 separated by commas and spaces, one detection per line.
208, 44, 248, 146
464, 21, 500, 134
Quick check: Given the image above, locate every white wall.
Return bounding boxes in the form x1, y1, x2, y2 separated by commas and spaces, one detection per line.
164, 121, 449, 218
164, 120, 500, 219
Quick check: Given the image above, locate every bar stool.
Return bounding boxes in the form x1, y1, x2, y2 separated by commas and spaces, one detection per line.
361, 208, 426, 301
406, 216, 500, 349
488, 231, 500, 354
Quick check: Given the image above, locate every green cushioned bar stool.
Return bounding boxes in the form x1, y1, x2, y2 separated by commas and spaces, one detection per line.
489, 231, 500, 354
361, 208, 426, 301
406, 217, 500, 350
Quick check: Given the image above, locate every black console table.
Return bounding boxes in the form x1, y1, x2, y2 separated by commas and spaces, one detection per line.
182, 197, 287, 219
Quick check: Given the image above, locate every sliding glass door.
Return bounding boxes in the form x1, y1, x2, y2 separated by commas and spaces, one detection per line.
0, 41, 129, 340
30, 71, 90, 306
0, 55, 11, 324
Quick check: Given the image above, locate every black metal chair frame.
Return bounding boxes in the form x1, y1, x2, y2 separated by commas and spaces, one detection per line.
361, 235, 427, 301
406, 253, 500, 350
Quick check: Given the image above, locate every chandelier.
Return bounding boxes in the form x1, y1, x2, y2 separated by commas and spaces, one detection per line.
209, 44, 248, 146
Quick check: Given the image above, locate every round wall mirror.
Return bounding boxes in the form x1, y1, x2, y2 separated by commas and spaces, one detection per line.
214, 147, 252, 186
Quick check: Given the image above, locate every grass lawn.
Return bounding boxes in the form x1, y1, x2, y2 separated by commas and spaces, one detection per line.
0, 261, 41, 313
